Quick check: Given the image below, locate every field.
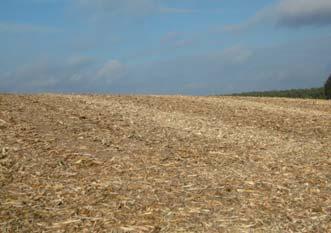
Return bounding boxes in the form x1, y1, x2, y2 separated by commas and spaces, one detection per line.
0, 94, 330, 232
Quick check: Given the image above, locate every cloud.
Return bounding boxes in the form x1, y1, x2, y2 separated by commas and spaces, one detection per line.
221, 46, 253, 64
67, 56, 95, 67
0, 57, 129, 93
222, 7, 273, 32
96, 60, 127, 82
0, 57, 94, 92
1, 61, 61, 91
160, 32, 194, 49
2, 36, 330, 95
115, 35, 331, 95
276, 0, 331, 27
223, 0, 331, 32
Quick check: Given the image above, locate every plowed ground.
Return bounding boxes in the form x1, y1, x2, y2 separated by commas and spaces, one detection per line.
0, 94, 330, 232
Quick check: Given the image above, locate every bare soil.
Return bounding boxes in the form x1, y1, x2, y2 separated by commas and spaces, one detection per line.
0, 94, 330, 232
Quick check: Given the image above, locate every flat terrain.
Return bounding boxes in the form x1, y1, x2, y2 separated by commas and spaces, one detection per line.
0, 94, 330, 232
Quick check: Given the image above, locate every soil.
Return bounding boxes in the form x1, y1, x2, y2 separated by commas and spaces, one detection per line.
0, 94, 330, 232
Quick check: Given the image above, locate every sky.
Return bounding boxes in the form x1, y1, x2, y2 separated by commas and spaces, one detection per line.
1, 0, 331, 95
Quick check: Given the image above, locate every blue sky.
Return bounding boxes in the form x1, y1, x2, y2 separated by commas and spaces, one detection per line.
1, 0, 331, 94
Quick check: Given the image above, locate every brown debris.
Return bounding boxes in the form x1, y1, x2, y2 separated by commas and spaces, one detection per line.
0, 119, 8, 129
0, 94, 330, 232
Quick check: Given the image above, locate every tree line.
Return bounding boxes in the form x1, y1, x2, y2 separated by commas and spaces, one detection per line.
229, 75, 331, 100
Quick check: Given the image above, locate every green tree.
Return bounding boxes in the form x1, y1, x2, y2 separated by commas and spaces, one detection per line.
325, 74, 331, 100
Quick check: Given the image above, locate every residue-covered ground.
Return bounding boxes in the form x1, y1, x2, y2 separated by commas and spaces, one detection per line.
0, 94, 330, 232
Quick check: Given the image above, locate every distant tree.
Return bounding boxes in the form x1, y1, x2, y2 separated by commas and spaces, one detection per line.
229, 87, 325, 99
325, 74, 331, 100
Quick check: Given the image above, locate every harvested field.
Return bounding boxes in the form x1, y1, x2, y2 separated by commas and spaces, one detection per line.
0, 94, 330, 232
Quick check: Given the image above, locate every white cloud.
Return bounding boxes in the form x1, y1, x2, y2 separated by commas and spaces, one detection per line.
67, 56, 94, 67
96, 60, 126, 82
0, 57, 129, 92
2, 34, 330, 94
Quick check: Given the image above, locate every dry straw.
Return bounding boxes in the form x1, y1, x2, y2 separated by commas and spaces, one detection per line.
0, 94, 330, 232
